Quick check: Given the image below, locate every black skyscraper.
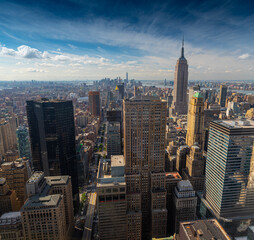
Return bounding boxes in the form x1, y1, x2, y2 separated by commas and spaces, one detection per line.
26, 99, 78, 198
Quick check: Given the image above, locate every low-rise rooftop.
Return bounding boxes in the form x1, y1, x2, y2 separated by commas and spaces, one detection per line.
22, 194, 62, 210
180, 219, 231, 240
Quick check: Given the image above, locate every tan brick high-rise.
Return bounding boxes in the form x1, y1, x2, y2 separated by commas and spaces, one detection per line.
0, 159, 29, 207
186, 92, 204, 149
123, 96, 167, 239
171, 39, 188, 115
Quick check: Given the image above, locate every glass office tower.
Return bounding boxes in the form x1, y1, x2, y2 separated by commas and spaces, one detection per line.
205, 119, 254, 218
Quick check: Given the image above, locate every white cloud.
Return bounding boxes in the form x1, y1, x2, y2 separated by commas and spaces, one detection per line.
0, 46, 16, 56
68, 44, 77, 49
238, 53, 250, 60
0, 45, 47, 59
17, 45, 42, 58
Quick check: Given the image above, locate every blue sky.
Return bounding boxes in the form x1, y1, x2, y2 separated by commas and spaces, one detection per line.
0, 0, 253, 81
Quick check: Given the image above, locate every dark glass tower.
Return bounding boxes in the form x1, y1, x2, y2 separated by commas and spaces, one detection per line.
26, 99, 78, 197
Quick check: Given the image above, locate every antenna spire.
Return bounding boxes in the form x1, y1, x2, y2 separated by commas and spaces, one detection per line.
181, 36, 185, 58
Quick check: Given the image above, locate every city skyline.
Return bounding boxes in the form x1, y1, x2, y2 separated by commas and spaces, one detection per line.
0, 0, 254, 81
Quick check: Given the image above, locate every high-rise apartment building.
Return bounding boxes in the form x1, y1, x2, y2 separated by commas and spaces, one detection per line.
171, 39, 188, 115
0, 159, 29, 207
205, 119, 254, 218
173, 180, 197, 233
16, 126, 31, 160
219, 85, 227, 107
123, 96, 167, 239
0, 178, 19, 216
88, 91, 100, 117
186, 92, 205, 149
26, 99, 78, 198
97, 156, 127, 240
106, 122, 121, 157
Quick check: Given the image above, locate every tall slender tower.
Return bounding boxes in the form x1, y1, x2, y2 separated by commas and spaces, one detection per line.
123, 96, 167, 239
186, 92, 205, 149
171, 38, 189, 115
219, 84, 227, 107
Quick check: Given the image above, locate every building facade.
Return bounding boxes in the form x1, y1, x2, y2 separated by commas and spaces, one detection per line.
173, 180, 197, 233
0, 160, 29, 207
106, 122, 121, 158
16, 126, 31, 160
0, 212, 23, 240
186, 92, 205, 149
219, 85, 227, 107
97, 156, 127, 240
88, 91, 100, 117
26, 99, 78, 199
205, 119, 254, 218
0, 178, 19, 216
123, 96, 167, 239
23, 171, 74, 239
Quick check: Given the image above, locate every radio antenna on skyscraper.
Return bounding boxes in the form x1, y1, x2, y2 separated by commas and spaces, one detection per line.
181, 36, 184, 58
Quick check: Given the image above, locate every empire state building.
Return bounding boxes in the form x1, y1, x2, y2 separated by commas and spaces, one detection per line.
171, 39, 188, 115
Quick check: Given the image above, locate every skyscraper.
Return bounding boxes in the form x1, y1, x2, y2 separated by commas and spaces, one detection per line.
16, 126, 31, 160
123, 96, 167, 239
26, 99, 78, 198
97, 156, 127, 240
116, 84, 125, 99
171, 39, 188, 115
186, 92, 205, 149
188, 85, 200, 109
173, 180, 197, 233
219, 85, 227, 107
106, 122, 121, 158
183, 145, 205, 191
88, 91, 100, 117
205, 119, 254, 219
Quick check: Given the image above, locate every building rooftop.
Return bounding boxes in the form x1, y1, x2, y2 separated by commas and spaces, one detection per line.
27, 171, 44, 183
111, 155, 125, 167
0, 211, 21, 219
193, 92, 203, 98
180, 219, 231, 240
22, 194, 62, 210
177, 180, 194, 191
45, 176, 69, 186
214, 119, 254, 129
165, 172, 182, 180
0, 212, 21, 226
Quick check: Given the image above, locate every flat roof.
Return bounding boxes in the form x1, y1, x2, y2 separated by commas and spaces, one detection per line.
27, 171, 44, 183
215, 119, 254, 129
165, 172, 182, 179
22, 194, 62, 210
111, 155, 125, 167
45, 176, 69, 186
0, 212, 21, 219
181, 219, 231, 240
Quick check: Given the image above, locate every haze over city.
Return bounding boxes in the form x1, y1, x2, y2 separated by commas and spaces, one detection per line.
0, 0, 254, 81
